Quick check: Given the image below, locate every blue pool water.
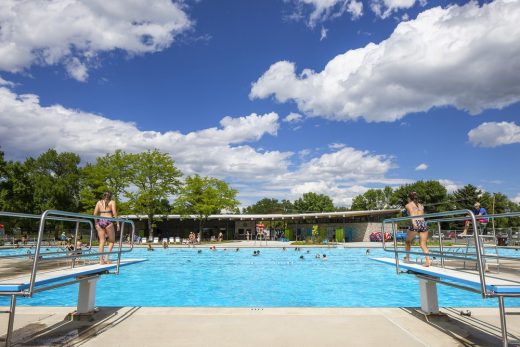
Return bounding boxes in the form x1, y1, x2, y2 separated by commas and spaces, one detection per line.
2, 247, 519, 307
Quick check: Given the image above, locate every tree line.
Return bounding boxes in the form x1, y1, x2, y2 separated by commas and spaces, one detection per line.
0, 149, 239, 238
244, 181, 520, 228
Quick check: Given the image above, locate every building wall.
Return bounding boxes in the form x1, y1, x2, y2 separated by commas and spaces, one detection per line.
285, 222, 394, 242
133, 217, 396, 242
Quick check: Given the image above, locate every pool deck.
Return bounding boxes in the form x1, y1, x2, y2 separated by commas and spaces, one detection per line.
2, 306, 519, 346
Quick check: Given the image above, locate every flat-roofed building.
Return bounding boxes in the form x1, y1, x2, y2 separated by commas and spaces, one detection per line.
124, 209, 400, 242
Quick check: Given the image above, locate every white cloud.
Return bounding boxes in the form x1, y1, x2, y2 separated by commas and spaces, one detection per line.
0, 0, 191, 81
251, 0, 520, 122
328, 143, 345, 149
513, 193, 520, 204
320, 26, 328, 41
415, 163, 428, 171
0, 86, 290, 181
0, 76, 15, 87
265, 146, 408, 206
290, 0, 363, 27
468, 121, 520, 147
438, 179, 459, 194
370, 0, 417, 19
284, 112, 304, 123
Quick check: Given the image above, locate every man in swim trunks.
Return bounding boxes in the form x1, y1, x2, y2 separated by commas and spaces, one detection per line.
404, 191, 431, 267
93, 191, 119, 264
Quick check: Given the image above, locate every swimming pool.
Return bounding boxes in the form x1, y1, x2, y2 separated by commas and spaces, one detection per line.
2, 247, 520, 307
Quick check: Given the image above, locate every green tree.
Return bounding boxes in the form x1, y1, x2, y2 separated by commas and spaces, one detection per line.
393, 180, 449, 213
0, 160, 34, 213
451, 184, 483, 210
243, 198, 293, 214
293, 192, 335, 213
174, 175, 239, 237
126, 150, 182, 239
351, 186, 395, 210
29, 149, 82, 212
80, 150, 133, 213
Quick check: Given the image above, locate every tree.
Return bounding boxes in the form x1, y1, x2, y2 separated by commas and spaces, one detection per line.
174, 175, 239, 238
126, 150, 182, 239
80, 150, 133, 213
0, 160, 34, 213
243, 198, 293, 214
351, 186, 396, 211
393, 180, 449, 213
29, 149, 82, 212
450, 184, 484, 210
293, 192, 335, 213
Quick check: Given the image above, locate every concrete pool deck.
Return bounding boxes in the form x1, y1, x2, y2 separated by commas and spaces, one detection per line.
2, 306, 519, 346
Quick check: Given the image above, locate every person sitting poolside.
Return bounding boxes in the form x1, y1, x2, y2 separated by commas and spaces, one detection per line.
460, 202, 488, 236
147, 244, 154, 251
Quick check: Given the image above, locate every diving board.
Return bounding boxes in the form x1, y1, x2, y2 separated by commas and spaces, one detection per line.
0, 259, 146, 292
372, 257, 520, 294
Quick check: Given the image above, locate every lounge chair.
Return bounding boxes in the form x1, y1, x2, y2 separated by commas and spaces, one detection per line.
141, 237, 148, 244
153, 237, 159, 244
175, 237, 181, 244
169, 237, 174, 244
162, 238, 168, 244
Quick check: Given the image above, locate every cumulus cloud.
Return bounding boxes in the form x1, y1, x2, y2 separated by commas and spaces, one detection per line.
0, 76, 15, 87
468, 121, 520, 147
263, 146, 411, 206
370, 0, 417, 19
284, 112, 304, 122
0, 86, 290, 180
251, 0, 520, 122
0, 0, 191, 81
329, 143, 346, 149
0, 84, 415, 207
513, 193, 520, 204
415, 163, 428, 171
290, 0, 363, 27
438, 179, 459, 194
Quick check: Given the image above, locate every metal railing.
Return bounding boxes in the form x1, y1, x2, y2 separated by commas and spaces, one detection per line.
0, 210, 135, 297
381, 210, 520, 298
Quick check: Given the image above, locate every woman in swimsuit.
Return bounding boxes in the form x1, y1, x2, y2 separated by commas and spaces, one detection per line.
93, 191, 118, 264
404, 191, 431, 267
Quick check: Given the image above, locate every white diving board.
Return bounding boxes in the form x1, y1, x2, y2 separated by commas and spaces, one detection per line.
372, 257, 520, 294
0, 258, 146, 292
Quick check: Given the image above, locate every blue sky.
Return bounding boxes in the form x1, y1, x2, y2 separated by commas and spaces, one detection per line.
0, 0, 519, 207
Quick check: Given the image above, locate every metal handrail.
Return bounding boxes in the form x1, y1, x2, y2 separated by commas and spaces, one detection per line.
0, 210, 135, 297
381, 209, 489, 295
0, 211, 95, 255
27, 210, 135, 295
381, 209, 520, 298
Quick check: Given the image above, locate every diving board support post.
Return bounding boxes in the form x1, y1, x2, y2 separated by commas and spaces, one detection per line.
419, 278, 439, 314
76, 276, 100, 314
5, 295, 16, 347
498, 297, 508, 347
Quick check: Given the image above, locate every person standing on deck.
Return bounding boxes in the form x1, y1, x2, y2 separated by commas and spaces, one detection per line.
404, 191, 431, 267
93, 192, 118, 264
